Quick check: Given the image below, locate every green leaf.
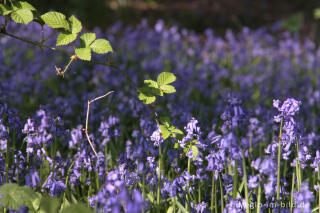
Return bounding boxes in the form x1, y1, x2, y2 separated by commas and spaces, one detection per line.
69, 15, 82, 34
138, 87, 158, 104
0, 184, 38, 211
80, 33, 96, 47
56, 32, 77, 46
90, 39, 113, 54
75, 48, 91, 61
0, 4, 13, 15
191, 145, 199, 160
61, 203, 94, 213
31, 193, 42, 211
11, 8, 33, 24
157, 72, 176, 86
167, 206, 174, 213
174, 199, 188, 213
147, 193, 155, 203
159, 116, 170, 126
160, 84, 176, 93
159, 125, 170, 140
174, 142, 180, 149
39, 196, 60, 213
144, 80, 159, 89
41, 12, 69, 30
59, 197, 70, 212
171, 128, 183, 135
12, 1, 36, 11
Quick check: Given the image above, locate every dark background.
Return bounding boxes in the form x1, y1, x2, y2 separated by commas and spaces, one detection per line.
29, 0, 320, 36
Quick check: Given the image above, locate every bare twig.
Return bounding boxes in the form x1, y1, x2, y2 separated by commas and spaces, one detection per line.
84, 91, 114, 156
0, 31, 162, 134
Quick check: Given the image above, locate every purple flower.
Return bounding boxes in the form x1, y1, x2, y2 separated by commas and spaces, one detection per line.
150, 128, 163, 147
293, 182, 314, 213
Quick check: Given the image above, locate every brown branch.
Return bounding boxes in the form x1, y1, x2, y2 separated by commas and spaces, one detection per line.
84, 91, 114, 156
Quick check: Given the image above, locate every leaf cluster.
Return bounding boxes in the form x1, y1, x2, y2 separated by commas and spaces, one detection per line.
138, 72, 177, 104
0, 1, 113, 61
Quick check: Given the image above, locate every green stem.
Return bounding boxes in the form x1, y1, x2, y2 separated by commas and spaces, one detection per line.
157, 144, 161, 213
276, 118, 284, 201
241, 150, 250, 213
257, 183, 261, 213
232, 159, 239, 199
219, 173, 224, 211
211, 171, 215, 213
290, 170, 295, 213
186, 157, 191, 211
296, 142, 301, 191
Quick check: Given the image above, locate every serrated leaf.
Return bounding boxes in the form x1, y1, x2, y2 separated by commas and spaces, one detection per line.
138, 86, 161, 104
0, 4, 13, 15
138, 93, 156, 104
61, 203, 94, 213
41, 12, 69, 30
69, 15, 82, 34
75, 48, 91, 61
144, 80, 159, 88
56, 32, 77, 46
159, 125, 170, 140
90, 39, 113, 54
40, 196, 60, 213
157, 72, 176, 86
0, 184, 38, 211
80, 33, 96, 47
160, 84, 176, 93
11, 8, 33, 24
12, 1, 36, 11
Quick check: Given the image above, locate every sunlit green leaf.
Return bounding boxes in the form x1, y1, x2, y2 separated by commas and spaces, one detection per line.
80, 33, 96, 47
160, 84, 176, 93
159, 125, 170, 140
75, 47, 91, 61
138, 87, 156, 104
56, 32, 77, 46
90, 39, 113, 54
69, 15, 82, 34
157, 72, 176, 86
12, 1, 36, 11
41, 12, 69, 30
144, 80, 159, 88
11, 8, 33, 24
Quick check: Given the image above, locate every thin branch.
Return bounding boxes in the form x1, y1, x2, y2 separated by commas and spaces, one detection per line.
84, 91, 114, 156
0, 31, 162, 131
